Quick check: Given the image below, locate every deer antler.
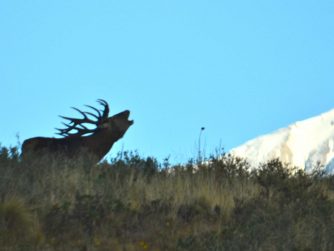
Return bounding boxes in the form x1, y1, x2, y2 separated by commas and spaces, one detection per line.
56, 99, 110, 138
97, 99, 109, 120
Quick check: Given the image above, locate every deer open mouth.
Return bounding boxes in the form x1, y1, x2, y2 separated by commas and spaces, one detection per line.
124, 110, 134, 125
128, 117, 134, 125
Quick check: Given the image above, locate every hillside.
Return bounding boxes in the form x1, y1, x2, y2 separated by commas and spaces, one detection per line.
1, 145, 334, 250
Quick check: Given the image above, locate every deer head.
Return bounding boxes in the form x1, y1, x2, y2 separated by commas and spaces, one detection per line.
22, 99, 133, 162
56, 99, 133, 139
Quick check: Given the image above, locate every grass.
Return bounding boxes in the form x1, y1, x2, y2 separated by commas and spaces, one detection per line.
1, 145, 334, 250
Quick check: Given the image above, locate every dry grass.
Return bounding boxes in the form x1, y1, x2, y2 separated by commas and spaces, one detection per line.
1, 146, 334, 250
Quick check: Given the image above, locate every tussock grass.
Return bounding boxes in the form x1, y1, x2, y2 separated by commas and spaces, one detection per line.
1, 145, 334, 250
0, 198, 42, 250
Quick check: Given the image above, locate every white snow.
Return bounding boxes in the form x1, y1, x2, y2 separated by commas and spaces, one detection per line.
229, 109, 334, 173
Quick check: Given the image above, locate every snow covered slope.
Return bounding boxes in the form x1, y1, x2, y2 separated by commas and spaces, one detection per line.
230, 109, 334, 173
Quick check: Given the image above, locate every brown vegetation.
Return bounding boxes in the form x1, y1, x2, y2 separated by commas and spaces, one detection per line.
1, 146, 334, 251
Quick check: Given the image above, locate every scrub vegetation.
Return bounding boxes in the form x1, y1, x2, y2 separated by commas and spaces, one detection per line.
1, 144, 334, 251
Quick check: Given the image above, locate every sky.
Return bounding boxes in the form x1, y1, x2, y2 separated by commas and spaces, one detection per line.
1, 0, 334, 163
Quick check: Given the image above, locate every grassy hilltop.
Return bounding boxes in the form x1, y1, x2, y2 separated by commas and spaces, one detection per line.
1, 145, 334, 251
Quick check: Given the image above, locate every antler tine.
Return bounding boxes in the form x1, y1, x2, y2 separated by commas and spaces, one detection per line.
59, 107, 97, 125
72, 107, 87, 117
71, 107, 97, 124
72, 126, 95, 135
55, 131, 66, 136
85, 105, 102, 118
55, 122, 76, 135
59, 115, 81, 125
56, 122, 96, 137
55, 127, 71, 136
97, 99, 107, 105
97, 99, 109, 119
84, 111, 99, 120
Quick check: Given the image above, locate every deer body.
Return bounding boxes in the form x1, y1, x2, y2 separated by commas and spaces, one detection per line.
22, 100, 133, 162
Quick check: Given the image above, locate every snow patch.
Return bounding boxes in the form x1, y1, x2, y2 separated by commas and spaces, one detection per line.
230, 109, 334, 173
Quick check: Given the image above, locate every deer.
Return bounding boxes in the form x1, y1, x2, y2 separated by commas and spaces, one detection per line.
21, 99, 133, 162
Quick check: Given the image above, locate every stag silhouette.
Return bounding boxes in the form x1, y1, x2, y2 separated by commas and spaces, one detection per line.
22, 99, 133, 162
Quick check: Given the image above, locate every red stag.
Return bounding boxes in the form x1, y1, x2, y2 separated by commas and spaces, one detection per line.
22, 99, 133, 162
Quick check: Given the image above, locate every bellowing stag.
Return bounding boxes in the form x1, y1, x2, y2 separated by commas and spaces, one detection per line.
22, 99, 133, 162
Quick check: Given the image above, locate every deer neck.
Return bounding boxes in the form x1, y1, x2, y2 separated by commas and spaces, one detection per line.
84, 130, 119, 158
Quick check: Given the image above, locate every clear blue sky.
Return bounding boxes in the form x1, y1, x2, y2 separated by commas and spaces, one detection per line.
1, 0, 333, 163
